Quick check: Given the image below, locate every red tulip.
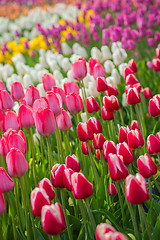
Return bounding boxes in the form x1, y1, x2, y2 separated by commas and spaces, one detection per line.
88, 117, 102, 134
33, 97, 48, 112
137, 153, 157, 178
81, 142, 93, 155
96, 149, 101, 160
157, 131, 160, 141
128, 59, 138, 73
103, 141, 116, 160
108, 183, 117, 196
0, 187, 5, 216
6, 148, 28, 178
124, 67, 134, 80
103, 95, 120, 112
86, 96, 100, 113
56, 108, 72, 131
45, 92, 61, 116
63, 168, 74, 191
64, 81, 79, 95
127, 87, 141, 105
116, 142, 134, 165
18, 104, 35, 128
51, 164, 66, 188
119, 126, 130, 143
93, 133, 105, 150
3, 110, 20, 132
66, 93, 83, 114
38, 178, 55, 201
65, 154, 80, 172
101, 106, 114, 121
93, 63, 106, 80
30, 187, 51, 216
34, 107, 56, 136
0, 90, 14, 111
152, 58, 160, 71
71, 172, 93, 199
41, 203, 65, 235
130, 120, 140, 130
0, 167, 14, 193
125, 173, 149, 204
25, 85, 40, 106
52, 87, 66, 105
128, 129, 144, 149
125, 83, 142, 95
143, 87, 153, 99
77, 122, 94, 142
96, 77, 108, 92
105, 84, 118, 97
42, 73, 56, 92
11, 82, 24, 101
126, 74, 139, 85
88, 57, 99, 75
147, 134, 160, 154
148, 96, 160, 117
95, 223, 116, 240
108, 154, 128, 181
156, 48, 160, 59
71, 58, 87, 80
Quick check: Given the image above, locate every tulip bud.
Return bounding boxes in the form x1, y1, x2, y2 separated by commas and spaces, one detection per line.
124, 67, 134, 80
105, 84, 118, 97
130, 120, 140, 130
63, 168, 74, 191
128, 129, 144, 149
95, 223, 116, 240
96, 77, 108, 92
81, 142, 93, 155
3, 110, 20, 132
96, 149, 101, 160
77, 122, 94, 142
52, 87, 66, 105
116, 142, 134, 165
11, 82, 25, 101
18, 104, 35, 128
64, 81, 79, 95
88, 117, 102, 134
66, 93, 83, 115
103, 141, 116, 160
148, 96, 160, 117
33, 98, 48, 112
42, 73, 56, 92
71, 58, 87, 80
93, 63, 106, 80
147, 134, 160, 154
6, 148, 28, 178
108, 154, 128, 181
108, 183, 117, 196
71, 172, 93, 199
38, 178, 55, 201
101, 106, 114, 121
56, 108, 72, 131
127, 87, 141, 105
126, 74, 139, 85
51, 164, 66, 188
143, 87, 153, 99
41, 203, 65, 235
86, 96, 100, 113
103, 95, 120, 112
0, 167, 14, 193
125, 173, 149, 204
119, 126, 130, 143
137, 154, 157, 178
31, 187, 51, 217
0, 187, 5, 216
34, 107, 56, 136
45, 92, 61, 116
0, 90, 14, 111
25, 85, 40, 106
128, 59, 137, 73
93, 133, 105, 150
66, 154, 80, 172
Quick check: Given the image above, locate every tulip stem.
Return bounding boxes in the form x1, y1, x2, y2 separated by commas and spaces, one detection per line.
115, 182, 125, 226
28, 128, 37, 185
0, 219, 4, 240
100, 150, 109, 204
138, 204, 153, 240
60, 190, 73, 240
6, 193, 17, 240
148, 179, 153, 199
107, 122, 112, 139
130, 105, 134, 122
88, 142, 99, 186
152, 176, 160, 193
0, 155, 6, 169
80, 81, 89, 120
119, 108, 124, 126
84, 199, 96, 232
55, 126, 61, 163
46, 136, 54, 170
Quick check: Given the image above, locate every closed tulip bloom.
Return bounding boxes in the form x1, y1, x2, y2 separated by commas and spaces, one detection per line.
152, 58, 160, 71
103, 95, 120, 112
130, 120, 140, 130
30, 187, 51, 217
127, 87, 141, 105
125, 83, 142, 95
0, 90, 14, 111
0, 136, 9, 157
7, 129, 27, 155
18, 104, 35, 128
71, 58, 87, 80
108, 183, 117, 196
71, 172, 93, 199
33, 98, 48, 112
63, 168, 74, 191
0, 167, 14, 193
95, 223, 116, 240
45, 92, 61, 116
0, 110, 3, 132
93, 133, 105, 150
56, 108, 72, 131
64, 81, 79, 95
41, 203, 65, 235
42, 73, 56, 92
101, 106, 114, 121
124, 67, 134, 80
105, 84, 118, 97
0, 81, 6, 91
3, 110, 20, 132
119, 126, 130, 143
128, 129, 144, 149
128, 59, 138, 73
81, 142, 93, 155
66, 154, 80, 172
147, 134, 160, 154
88, 57, 99, 75
148, 96, 160, 117
108, 154, 128, 181
34, 107, 56, 136
96, 149, 101, 160
137, 154, 157, 178
77, 122, 94, 141
86, 96, 100, 113
52, 87, 66, 105
88, 117, 102, 134
11, 82, 25, 101
125, 173, 149, 204
51, 164, 66, 188
143, 87, 153, 99
25, 85, 40, 106
116, 142, 134, 165
66, 93, 83, 115
96, 77, 108, 92
38, 178, 55, 201
126, 74, 139, 85
6, 148, 28, 178
93, 63, 106, 80
103, 141, 116, 160
156, 48, 160, 59
0, 187, 5, 216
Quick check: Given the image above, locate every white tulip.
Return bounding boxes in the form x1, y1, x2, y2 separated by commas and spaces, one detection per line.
23, 74, 33, 89
12, 53, 25, 64
113, 49, 125, 66
91, 47, 102, 63
67, 70, 74, 81
104, 60, 115, 73
35, 63, 43, 71
36, 83, 46, 97
13, 102, 20, 115
101, 46, 112, 61
122, 93, 128, 107
30, 69, 39, 84
37, 70, 49, 83
88, 82, 99, 97
33, 132, 40, 145
83, 73, 92, 88
56, 54, 64, 65
39, 56, 48, 68
61, 42, 72, 56
111, 69, 121, 85
54, 70, 63, 81
119, 63, 128, 76
70, 54, 81, 63
81, 112, 87, 123
111, 41, 122, 53
60, 58, 71, 72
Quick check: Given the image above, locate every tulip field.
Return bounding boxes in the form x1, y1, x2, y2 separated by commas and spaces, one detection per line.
1, 0, 160, 239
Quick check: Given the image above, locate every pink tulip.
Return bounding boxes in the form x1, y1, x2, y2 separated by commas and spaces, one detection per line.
0, 90, 14, 111
0, 167, 14, 193
18, 104, 35, 128
42, 73, 56, 92
33, 97, 48, 112
3, 110, 20, 131
66, 93, 83, 114
81, 142, 93, 155
64, 81, 79, 95
56, 108, 72, 131
93, 63, 106, 80
147, 134, 160, 154
11, 82, 24, 101
71, 58, 87, 80
128, 129, 144, 149
25, 85, 40, 106
51, 87, 66, 105
88, 57, 99, 75
0, 187, 5, 216
0, 81, 6, 91
45, 92, 61, 116
143, 87, 153, 99
93, 133, 105, 150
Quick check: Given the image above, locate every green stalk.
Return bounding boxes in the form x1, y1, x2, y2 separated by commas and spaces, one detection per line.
0, 219, 4, 240
130, 105, 134, 122
28, 128, 37, 185
88, 142, 99, 186
100, 150, 108, 204
107, 121, 112, 140
46, 136, 54, 170
119, 108, 124, 125
84, 199, 96, 232
50, 235, 61, 240
80, 81, 89, 120
0, 155, 6, 169
6, 193, 17, 240
152, 176, 160, 193
138, 204, 153, 240
148, 179, 153, 199
115, 182, 125, 226
55, 126, 61, 163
